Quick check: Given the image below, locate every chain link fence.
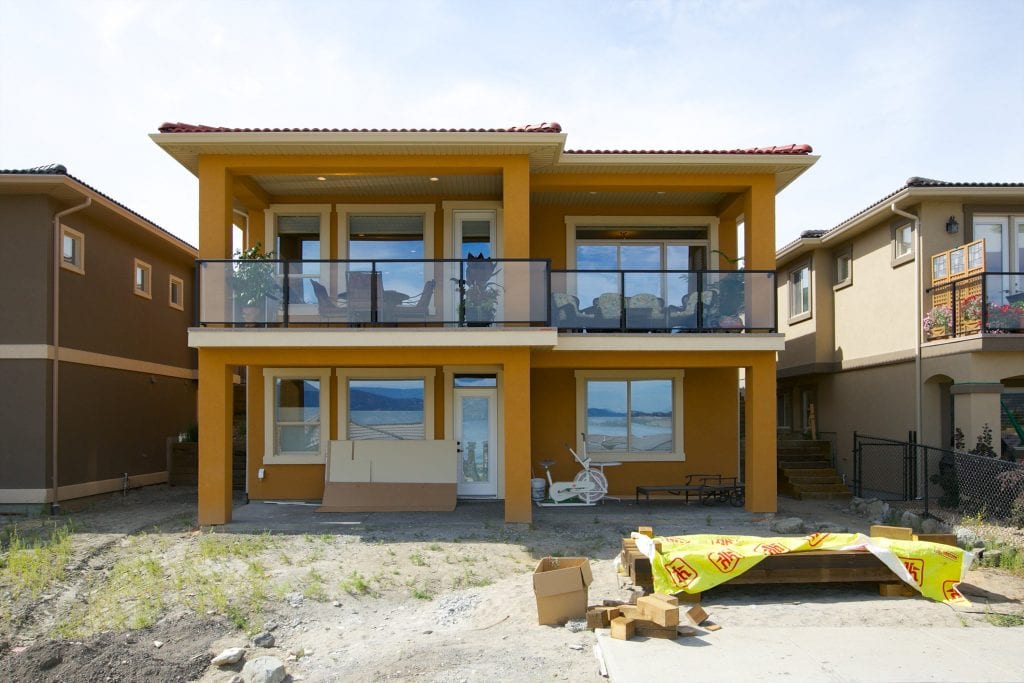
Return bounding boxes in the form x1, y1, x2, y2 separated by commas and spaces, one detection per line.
854, 432, 1024, 527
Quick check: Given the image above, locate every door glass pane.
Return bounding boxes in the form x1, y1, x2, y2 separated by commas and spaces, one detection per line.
576, 244, 617, 270
460, 219, 492, 259
630, 380, 672, 452
349, 215, 424, 261
1015, 218, 1024, 272
619, 244, 661, 270
586, 381, 628, 453
974, 220, 1006, 271
459, 396, 491, 484
348, 379, 425, 440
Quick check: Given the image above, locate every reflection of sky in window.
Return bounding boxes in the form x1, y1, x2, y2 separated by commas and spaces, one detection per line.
350, 379, 424, 392
587, 379, 670, 414
348, 241, 426, 298
588, 381, 626, 415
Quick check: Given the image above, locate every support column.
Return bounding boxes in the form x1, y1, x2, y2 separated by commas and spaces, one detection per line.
246, 209, 266, 251
198, 351, 233, 525
501, 157, 530, 257
742, 178, 776, 270
744, 354, 778, 512
503, 351, 532, 523
717, 215, 738, 266
198, 158, 234, 259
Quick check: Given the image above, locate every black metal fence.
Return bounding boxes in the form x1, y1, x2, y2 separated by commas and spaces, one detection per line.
853, 432, 1024, 525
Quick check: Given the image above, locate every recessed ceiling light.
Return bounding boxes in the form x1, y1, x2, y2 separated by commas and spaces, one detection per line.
588, 191, 597, 195
656, 191, 665, 195
429, 177, 440, 182
316, 176, 326, 181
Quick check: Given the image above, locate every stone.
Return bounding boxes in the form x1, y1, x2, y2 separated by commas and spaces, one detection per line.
769, 517, 805, 534
228, 676, 244, 683
953, 526, 979, 548
241, 655, 286, 683
263, 620, 279, 631
815, 522, 848, 533
211, 647, 246, 666
865, 500, 889, 522
899, 510, 922, 531
153, 640, 164, 649
921, 517, 946, 534
39, 655, 61, 671
252, 631, 276, 648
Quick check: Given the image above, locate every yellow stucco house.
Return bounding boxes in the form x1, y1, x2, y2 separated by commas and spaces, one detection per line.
151, 122, 816, 525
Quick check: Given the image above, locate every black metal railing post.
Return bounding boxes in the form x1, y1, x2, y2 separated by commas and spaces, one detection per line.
281, 260, 290, 328
852, 431, 861, 497
981, 273, 988, 333
619, 271, 626, 332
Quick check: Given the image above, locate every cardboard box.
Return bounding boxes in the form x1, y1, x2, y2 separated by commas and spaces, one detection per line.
533, 557, 593, 625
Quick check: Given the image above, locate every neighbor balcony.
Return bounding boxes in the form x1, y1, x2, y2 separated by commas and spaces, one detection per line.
925, 272, 1024, 341
196, 259, 777, 333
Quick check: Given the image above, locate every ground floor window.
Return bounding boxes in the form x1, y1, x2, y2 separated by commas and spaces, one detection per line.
347, 378, 425, 439
575, 370, 684, 462
263, 368, 331, 464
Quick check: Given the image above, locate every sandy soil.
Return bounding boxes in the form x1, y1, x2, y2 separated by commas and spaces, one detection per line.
1, 487, 1022, 683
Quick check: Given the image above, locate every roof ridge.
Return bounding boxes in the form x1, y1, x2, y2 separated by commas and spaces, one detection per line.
157, 121, 564, 134
564, 144, 813, 156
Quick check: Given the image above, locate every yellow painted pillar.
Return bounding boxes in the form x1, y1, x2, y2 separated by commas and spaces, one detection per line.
246, 209, 266, 252
717, 215, 738, 268
198, 351, 233, 525
501, 157, 530, 258
742, 178, 776, 270
503, 350, 532, 523
198, 158, 234, 259
744, 354, 777, 512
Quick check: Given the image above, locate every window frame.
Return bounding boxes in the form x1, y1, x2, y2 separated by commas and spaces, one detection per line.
60, 225, 85, 274
263, 204, 332, 315
788, 261, 812, 323
336, 368, 436, 441
263, 367, 332, 465
833, 246, 852, 290
892, 220, 915, 267
133, 258, 152, 299
574, 369, 685, 463
168, 275, 184, 311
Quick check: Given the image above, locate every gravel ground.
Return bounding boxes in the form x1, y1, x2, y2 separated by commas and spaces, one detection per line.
1, 487, 1022, 683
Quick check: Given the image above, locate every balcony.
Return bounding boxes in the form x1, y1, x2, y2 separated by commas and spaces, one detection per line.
925, 272, 1024, 340
196, 259, 776, 333
550, 269, 776, 333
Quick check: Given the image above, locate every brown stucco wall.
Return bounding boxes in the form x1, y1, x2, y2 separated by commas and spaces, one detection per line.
0, 359, 50, 489
57, 363, 196, 486
0, 195, 53, 344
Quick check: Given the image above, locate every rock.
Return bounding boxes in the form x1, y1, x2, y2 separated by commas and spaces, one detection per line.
228, 676, 244, 683
921, 517, 946, 534
849, 498, 867, 514
865, 500, 889, 522
39, 654, 61, 671
263, 620, 279, 631
564, 618, 586, 633
212, 647, 246, 666
953, 526, 979, 548
241, 655, 286, 683
252, 631, 276, 648
815, 522, 848, 533
153, 640, 164, 649
331, 600, 341, 607
983, 550, 1002, 566
770, 517, 805, 534
900, 510, 922, 531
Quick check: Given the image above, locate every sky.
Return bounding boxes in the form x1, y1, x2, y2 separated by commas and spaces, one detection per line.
1, 0, 1022, 250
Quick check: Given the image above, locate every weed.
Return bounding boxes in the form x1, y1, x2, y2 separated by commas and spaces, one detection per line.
452, 569, 492, 589
303, 568, 328, 602
1, 523, 74, 598
428, 543, 442, 552
985, 609, 1024, 627
198, 531, 276, 560
339, 570, 375, 597
408, 581, 434, 600
409, 552, 427, 567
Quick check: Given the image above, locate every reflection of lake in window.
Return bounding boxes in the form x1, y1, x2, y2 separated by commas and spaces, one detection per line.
586, 379, 672, 453
348, 379, 425, 440
275, 378, 320, 454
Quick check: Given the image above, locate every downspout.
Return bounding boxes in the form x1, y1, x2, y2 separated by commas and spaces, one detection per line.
51, 198, 92, 513
891, 203, 923, 496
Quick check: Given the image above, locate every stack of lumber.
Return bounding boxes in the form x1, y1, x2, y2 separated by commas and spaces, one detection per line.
587, 593, 698, 640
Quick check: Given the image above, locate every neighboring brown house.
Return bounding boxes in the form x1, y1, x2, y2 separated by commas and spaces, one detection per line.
0, 165, 198, 509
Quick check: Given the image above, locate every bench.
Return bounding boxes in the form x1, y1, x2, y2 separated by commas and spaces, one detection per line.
636, 474, 744, 507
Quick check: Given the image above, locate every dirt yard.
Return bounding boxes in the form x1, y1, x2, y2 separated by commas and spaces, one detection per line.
1, 486, 1023, 682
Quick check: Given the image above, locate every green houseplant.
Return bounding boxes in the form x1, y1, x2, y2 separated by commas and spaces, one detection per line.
231, 242, 280, 323
458, 254, 502, 325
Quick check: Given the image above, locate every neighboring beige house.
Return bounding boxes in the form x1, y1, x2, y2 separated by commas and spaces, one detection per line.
776, 178, 1024, 481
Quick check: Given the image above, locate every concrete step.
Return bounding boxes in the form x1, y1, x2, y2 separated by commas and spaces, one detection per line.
796, 490, 853, 501
777, 439, 832, 450
791, 482, 851, 493
786, 475, 844, 485
778, 460, 830, 470
776, 452, 830, 462
781, 467, 837, 478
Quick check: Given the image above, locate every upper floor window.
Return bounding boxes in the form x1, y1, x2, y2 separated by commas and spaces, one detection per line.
789, 262, 811, 322
833, 247, 852, 289
60, 225, 85, 274
892, 221, 914, 266
974, 214, 1024, 272
169, 275, 184, 310
133, 259, 152, 299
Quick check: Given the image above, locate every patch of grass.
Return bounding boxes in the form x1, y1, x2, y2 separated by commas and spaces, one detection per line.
0, 523, 74, 598
197, 531, 277, 560
428, 543, 442, 552
303, 568, 328, 602
408, 580, 434, 600
54, 553, 167, 637
452, 568, 492, 589
339, 570, 376, 597
985, 611, 1024, 627
409, 552, 427, 567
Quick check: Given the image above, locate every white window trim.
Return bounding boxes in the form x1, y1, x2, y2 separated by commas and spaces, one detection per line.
133, 258, 152, 299
892, 220, 915, 267
263, 367, 331, 465
168, 275, 184, 311
442, 201, 503, 259
574, 369, 685, 463
60, 225, 85, 275
336, 367, 436, 441
564, 215, 720, 269
788, 261, 812, 323
264, 204, 332, 317
833, 247, 852, 290
335, 203, 436, 260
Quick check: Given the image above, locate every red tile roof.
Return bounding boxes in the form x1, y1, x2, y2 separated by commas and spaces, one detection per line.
157, 122, 563, 134
564, 144, 813, 155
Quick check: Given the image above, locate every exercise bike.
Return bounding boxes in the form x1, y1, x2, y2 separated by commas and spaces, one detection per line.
535, 434, 620, 506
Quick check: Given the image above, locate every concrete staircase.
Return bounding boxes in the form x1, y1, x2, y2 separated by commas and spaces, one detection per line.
777, 439, 852, 501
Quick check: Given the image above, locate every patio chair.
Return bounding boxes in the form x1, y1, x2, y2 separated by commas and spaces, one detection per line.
310, 280, 347, 323
346, 270, 383, 324
551, 292, 596, 330
583, 292, 625, 329
625, 292, 665, 330
392, 279, 436, 324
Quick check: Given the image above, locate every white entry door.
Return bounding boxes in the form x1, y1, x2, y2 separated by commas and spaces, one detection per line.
455, 387, 498, 496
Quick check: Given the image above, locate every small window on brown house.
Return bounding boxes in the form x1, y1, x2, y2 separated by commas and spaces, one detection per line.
61, 225, 85, 274
134, 259, 152, 299
833, 247, 852, 289
169, 275, 184, 310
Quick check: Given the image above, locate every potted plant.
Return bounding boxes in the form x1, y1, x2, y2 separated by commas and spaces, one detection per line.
922, 304, 951, 340
231, 242, 280, 324
960, 295, 982, 332
987, 302, 1022, 331
458, 254, 502, 325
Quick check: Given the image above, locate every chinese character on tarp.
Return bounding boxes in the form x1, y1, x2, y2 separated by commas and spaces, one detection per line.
664, 557, 699, 588
708, 549, 742, 573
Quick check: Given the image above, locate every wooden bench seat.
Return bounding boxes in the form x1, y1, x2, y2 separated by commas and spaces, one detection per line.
636, 474, 744, 506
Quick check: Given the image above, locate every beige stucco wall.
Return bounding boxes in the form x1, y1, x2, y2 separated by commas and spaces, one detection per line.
776, 251, 820, 371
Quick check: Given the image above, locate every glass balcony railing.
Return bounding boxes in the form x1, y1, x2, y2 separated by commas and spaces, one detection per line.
197, 259, 551, 327
549, 269, 776, 332
925, 272, 1024, 340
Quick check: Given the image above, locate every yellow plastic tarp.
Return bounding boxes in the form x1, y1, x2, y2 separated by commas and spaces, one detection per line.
648, 532, 973, 604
